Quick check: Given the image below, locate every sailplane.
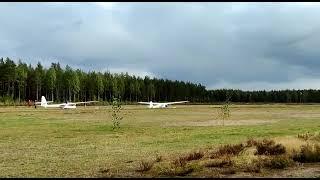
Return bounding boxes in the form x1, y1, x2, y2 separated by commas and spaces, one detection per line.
38, 96, 98, 109
138, 101, 189, 108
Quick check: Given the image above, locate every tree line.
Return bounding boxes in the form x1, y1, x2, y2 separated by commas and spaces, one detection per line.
207, 89, 320, 103
0, 57, 206, 104
1, 57, 320, 105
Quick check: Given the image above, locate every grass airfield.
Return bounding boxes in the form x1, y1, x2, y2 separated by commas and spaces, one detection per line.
0, 104, 320, 177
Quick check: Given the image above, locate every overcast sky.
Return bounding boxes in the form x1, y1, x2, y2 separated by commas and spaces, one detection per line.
1, 2, 320, 90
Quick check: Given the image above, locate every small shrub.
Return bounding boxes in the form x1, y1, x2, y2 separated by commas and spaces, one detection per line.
297, 132, 320, 142
136, 160, 154, 172
310, 132, 320, 142
248, 156, 293, 170
172, 150, 204, 167
298, 132, 312, 141
246, 138, 259, 147
111, 97, 123, 130
203, 157, 233, 168
244, 158, 263, 173
210, 143, 245, 158
218, 97, 231, 126
292, 143, 320, 163
255, 139, 286, 155
184, 150, 204, 161
172, 156, 187, 167
262, 155, 294, 169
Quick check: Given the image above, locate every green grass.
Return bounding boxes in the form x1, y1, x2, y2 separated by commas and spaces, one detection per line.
0, 104, 320, 177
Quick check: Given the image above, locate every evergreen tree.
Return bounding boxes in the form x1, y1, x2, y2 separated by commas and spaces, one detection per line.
16, 60, 28, 102
35, 62, 44, 101
45, 67, 56, 101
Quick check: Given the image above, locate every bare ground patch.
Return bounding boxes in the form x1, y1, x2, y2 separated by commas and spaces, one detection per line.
265, 163, 320, 178
223, 163, 320, 178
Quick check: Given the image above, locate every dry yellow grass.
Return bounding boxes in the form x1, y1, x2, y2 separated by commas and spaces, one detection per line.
273, 136, 307, 155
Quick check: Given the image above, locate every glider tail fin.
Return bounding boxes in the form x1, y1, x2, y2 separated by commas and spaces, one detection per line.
41, 96, 47, 107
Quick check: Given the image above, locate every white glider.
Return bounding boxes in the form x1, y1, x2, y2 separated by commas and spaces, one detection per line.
38, 96, 98, 109
138, 101, 189, 108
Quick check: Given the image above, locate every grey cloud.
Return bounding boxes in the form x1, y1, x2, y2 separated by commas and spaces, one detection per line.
1, 2, 320, 90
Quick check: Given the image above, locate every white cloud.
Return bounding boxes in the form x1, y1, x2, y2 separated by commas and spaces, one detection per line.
105, 67, 157, 79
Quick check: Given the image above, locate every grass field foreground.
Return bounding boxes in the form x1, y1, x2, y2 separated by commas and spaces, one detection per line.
0, 104, 320, 177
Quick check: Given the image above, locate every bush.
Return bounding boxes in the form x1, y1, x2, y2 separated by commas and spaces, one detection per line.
172, 150, 204, 167
243, 159, 263, 173
246, 138, 259, 147
292, 143, 320, 163
310, 132, 320, 142
297, 132, 320, 142
255, 139, 286, 155
308, 132, 320, 142
210, 143, 245, 158
298, 132, 312, 141
263, 155, 294, 169
136, 160, 154, 172
172, 156, 187, 167
184, 151, 204, 161
248, 156, 293, 170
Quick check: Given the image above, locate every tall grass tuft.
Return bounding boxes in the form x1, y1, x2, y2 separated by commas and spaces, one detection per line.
298, 132, 313, 141
136, 160, 154, 172
292, 143, 320, 163
262, 155, 294, 169
172, 150, 204, 168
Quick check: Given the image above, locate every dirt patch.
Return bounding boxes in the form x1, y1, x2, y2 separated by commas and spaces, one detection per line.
166, 119, 277, 127
222, 164, 320, 178
262, 163, 320, 178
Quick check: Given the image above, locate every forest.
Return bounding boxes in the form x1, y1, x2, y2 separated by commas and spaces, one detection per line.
1, 57, 320, 104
